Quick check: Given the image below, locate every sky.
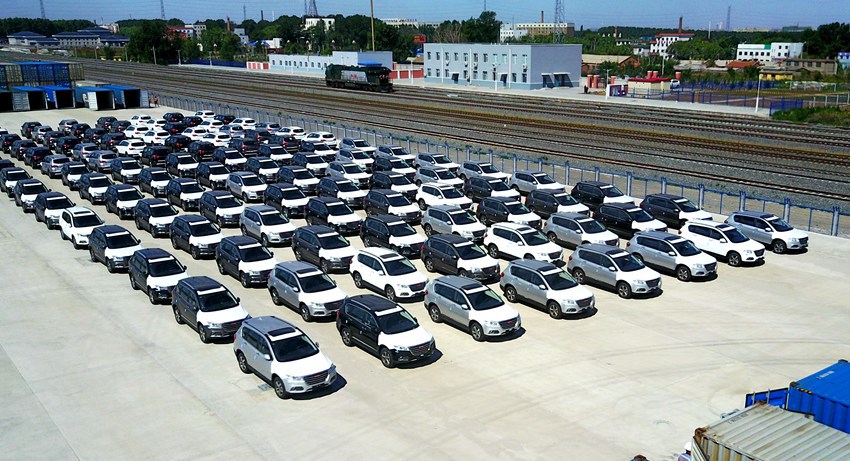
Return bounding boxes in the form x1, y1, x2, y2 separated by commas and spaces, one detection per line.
6, 0, 846, 30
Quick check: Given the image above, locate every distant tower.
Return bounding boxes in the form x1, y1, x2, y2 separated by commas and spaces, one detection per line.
160, 0, 165, 20
726, 5, 731, 31
305, 0, 319, 17
243, 4, 247, 22
553, 0, 566, 44
39, 0, 46, 19
483, 0, 487, 12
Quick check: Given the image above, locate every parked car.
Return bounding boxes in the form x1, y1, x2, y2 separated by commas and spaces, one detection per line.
339, 137, 377, 155
422, 205, 487, 242
165, 152, 199, 178
59, 206, 104, 249
77, 172, 113, 204
227, 171, 267, 202
201, 132, 231, 148
240, 205, 295, 247
264, 182, 308, 218
543, 212, 619, 248
500, 260, 595, 318
639, 193, 713, 228
369, 171, 418, 199
213, 114, 236, 125
244, 156, 280, 183
166, 178, 205, 211
424, 276, 520, 342
361, 214, 425, 257
417, 183, 473, 211
24, 146, 53, 168
87, 225, 143, 273
593, 203, 667, 239
336, 148, 374, 172
54, 136, 80, 156
525, 189, 589, 219
219, 124, 245, 139
364, 189, 421, 224
199, 119, 223, 132
229, 137, 260, 157
276, 166, 319, 196
292, 225, 357, 273
140, 145, 172, 167
725, 211, 808, 254
292, 152, 329, 177
101, 133, 129, 152
215, 235, 278, 287
40, 154, 70, 178
211, 147, 247, 170
196, 161, 231, 190
33, 191, 74, 229
133, 198, 179, 238
567, 243, 662, 299
508, 170, 565, 194
0, 167, 31, 197
13, 178, 49, 212
376, 144, 415, 165
164, 134, 192, 152
626, 231, 718, 281
0, 133, 21, 153
169, 214, 223, 259
194, 110, 216, 121
231, 118, 256, 130
570, 181, 635, 210
414, 152, 459, 173
305, 196, 362, 235
477, 197, 542, 228
70, 122, 92, 138
255, 122, 281, 133
268, 261, 346, 321
268, 134, 300, 154
326, 161, 371, 188
679, 220, 765, 266
317, 176, 367, 207
414, 166, 463, 188
421, 234, 500, 282
128, 248, 189, 304
171, 276, 249, 343
199, 190, 244, 227
463, 176, 519, 202
275, 126, 306, 140
234, 316, 337, 399
95, 116, 117, 130
21, 121, 42, 139
104, 184, 144, 219
484, 222, 563, 265
110, 157, 143, 184
187, 141, 215, 162
299, 140, 336, 161
258, 144, 290, 164
61, 162, 88, 190
86, 150, 118, 173
458, 160, 509, 181
336, 294, 435, 367
303, 131, 337, 147
373, 156, 416, 181
350, 247, 428, 301
138, 167, 172, 198
141, 129, 168, 146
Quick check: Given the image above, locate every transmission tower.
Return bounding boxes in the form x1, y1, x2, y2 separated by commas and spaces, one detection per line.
726, 5, 731, 31
553, 0, 566, 44
305, 0, 319, 17
160, 0, 165, 20
243, 4, 247, 22
39, 0, 46, 19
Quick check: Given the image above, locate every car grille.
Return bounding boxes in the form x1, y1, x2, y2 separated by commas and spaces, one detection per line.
403, 212, 420, 221
257, 269, 272, 280
527, 220, 541, 228
304, 370, 329, 386
338, 222, 360, 232
576, 297, 594, 308
410, 341, 433, 356
646, 278, 661, 288
754, 249, 765, 257
705, 262, 717, 272
221, 319, 244, 334
549, 251, 561, 260
410, 281, 427, 291
472, 230, 486, 238
606, 239, 618, 246
358, 178, 369, 188
799, 237, 808, 246
324, 299, 345, 311
499, 317, 519, 329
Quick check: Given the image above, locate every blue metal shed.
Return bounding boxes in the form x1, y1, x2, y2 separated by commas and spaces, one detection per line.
787, 359, 850, 434
0, 90, 13, 112
98, 84, 147, 109
74, 86, 115, 110
12, 86, 48, 110
38, 85, 75, 109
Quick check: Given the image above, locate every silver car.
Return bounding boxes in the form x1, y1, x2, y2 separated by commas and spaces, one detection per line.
267, 261, 347, 322
625, 231, 718, 282
500, 259, 595, 318
543, 212, 619, 248
508, 170, 565, 194
567, 243, 662, 299
458, 160, 509, 181
725, 211, 808, 254
414, 165, 464, 188
240, 205, 296, 247
422, 205, 487, 243
423, 275, 521, 342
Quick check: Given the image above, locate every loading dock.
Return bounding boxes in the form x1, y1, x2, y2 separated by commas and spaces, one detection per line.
38, 85, 75, 109
74, 86, 115, 110
98, 84, 146, 109
0, 90, 13, 112
12, 86, 48, 110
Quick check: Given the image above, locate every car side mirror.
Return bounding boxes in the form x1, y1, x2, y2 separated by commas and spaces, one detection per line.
538, 284, 546, 290
450, 255, 458, 260
236, 297, 241, 303
517, 241, 524, 246
763, 228, 771, 232
377, 270, 385, 276
262, 353, 272, 361
291, 286, 299, 293
500, 211, 508, 216
608, 266, 616, 272
719, 238, 727, 243
668, 251, 676, 257
461, 304, 470, 310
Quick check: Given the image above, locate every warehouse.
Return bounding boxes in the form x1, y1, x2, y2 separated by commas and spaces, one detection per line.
268, 51, 393, 74
422, 43, 581, 90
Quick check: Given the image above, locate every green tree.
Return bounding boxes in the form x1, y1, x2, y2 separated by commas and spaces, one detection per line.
461, 11, 501, 43
126, 20, 181, 64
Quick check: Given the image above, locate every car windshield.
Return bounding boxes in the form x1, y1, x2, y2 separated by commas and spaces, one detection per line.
6, 171, 29, 181
352, 140, 369, 148
505, 202, 531, 214
480, 164, 499, 173
627, 208, 655, 223
533, 173, 556, 184
180, 183, 204, 193
767, 217, 794, 232
387, 195, 410, 207
543, 270, 578, 290
489, 180, 510, 191
389, 175, 411, 185
456, 242, 487, 260
337, 181, 359, 192
216, 196, 242, 208
122, 161, 141, 169
69, 165, 88, 174
578, 218, 606, 233
442, 187, 464, 199
117, 189, 143, 201
389, 147, 409, 156
259, 212, 288, 225
22, 183, 48, 195
720, 227, 748, 243
89, 177, 111, 188
671, 239, 701, 256
387, 222, 417, 237
241, 176, 264, 186
519, 230, 548, 246
449, 211, 477, 225
189, 221, 220, 236
343, 164, 364, 174
150, 171, 170, 181
198, 289, 239, 312
282, 188, 306, 199
376, 309, 418, 335
225, 151, 244, 159
384, 258, 417, 276
299, 272, 336, 293
389, 159, 408, 169
674, 199, 700, 212
553, 193, 579, 205
256, 160, 277, 169
466, 288, 504, 311
106, 233, 139, 248
327, 202, 354, 216
305, 156, 325, 164
149, 204, 178, 217
208, 165, 229, 175
350, 151, 370, 160
432, 155, 451, 164
149, 259, 185, 277
72, 213, 103, 227
177, 156, 195, 165
435, 170, 456, 180
601, 185, 625, 197
272, 335, 320, 362
612, 254, 644, 272
313, 144, 331, 151
292, 170, 314, 180
239, 245, 273, 262
318, 234, 350, 249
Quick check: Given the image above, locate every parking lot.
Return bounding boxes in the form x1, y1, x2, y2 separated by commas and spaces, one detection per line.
2, 107, 849, 461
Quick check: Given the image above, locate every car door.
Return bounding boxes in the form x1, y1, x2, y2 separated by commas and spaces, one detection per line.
733, 215, 758, 241
510, 266, 535, 302
130, 257, 148, 291
704, 228, 726, 255
358, 254, 380, 289
525, 271, 548, 306
250, 332, 274, 381
561, 218, 583, 246
751, 217, 773, 244
173, 220, 190, 250
179, 289, 198, 325
221, 242, 239, 276
637, 237, 661, 268
348, 306, 377, 352
432, 210, 451, 235
429, 241, 451, 273
436, 284, 463, 325
243, 209, 260, 239
596, 254, 617, 288
303, 233, 321, 265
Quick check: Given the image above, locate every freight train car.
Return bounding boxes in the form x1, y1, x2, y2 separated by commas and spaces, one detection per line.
325, 64, 393, 92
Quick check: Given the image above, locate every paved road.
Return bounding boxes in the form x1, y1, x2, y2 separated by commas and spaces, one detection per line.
1, 108, 848, 460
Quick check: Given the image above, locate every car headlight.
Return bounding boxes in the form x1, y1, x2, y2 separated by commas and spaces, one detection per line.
692, 264, 704, 271
633, 279, 647, 286
743, 249, 754, 254
787, 238, 798, 243
393, 345, 410, 352
561, 298, 578, 306
284, 375, 306, 382
306, 301, 325, 310
483, 320, 499, 327
207, 322, 222, 329
151, 285, 169, 291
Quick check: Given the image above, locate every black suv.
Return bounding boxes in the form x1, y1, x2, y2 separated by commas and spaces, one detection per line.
462, 176, 514, 202
276, 166, 319, 195
639, 193, 709, 228
258, 144, 290, 164
264, 183, 307, 218
420, 234, 500, 282
165, 152, 198, 178
77, 172, 113, 204
183, 116, 202, 127
88, 225, 141, 273
61, 162, 88, 190
525, 189, 588, 219
364, 189, 420, 224
0, 133, 21, 153
569, 181, 632, 211
199, 190, 244, 227
70, 122, 92, 137
244, 156, 280, 183
110, 120, 132, 133
138, 167, 172, 197
370, 171, 417, 199
24, 146, 52, 168
163, 122, 188, 137
299, 140, 335, 161
215, 235, 276, 287
305, 196, 362, 235
99, 132, 126, 151
164, 134, 191, 151
229, 138, 260, 157
33, 191, 75, 229
188, 141, 215, 162
11, 139, 37, 160
593, 202, 667, 239
141, 145, 172, 167
171, 276, 249, 344
163, 112, 185, 123
292, 225, 356, 274
128, 248, 187, 304
196, 161, 231, 190
170, 214, 222, 259
55, 136, 80, 156
268, 134, 300, 153
477, 196, 541, 228
83, 127, 108, 145
166, 178, 205, 211
134, 198, 178, 237
21, 121, 42, 139
96, 116, 117, 130
373, 157, 415, 181
110, 157, 143, 184
214, 114, 235, 124
360, 215, 425, 258
104, 184, 144, 219
211, 147, 246, 170
317, 177, 365, 207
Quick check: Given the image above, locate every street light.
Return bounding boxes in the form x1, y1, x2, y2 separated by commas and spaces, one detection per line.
95, 46, 99, 60
177, 49, 181, 65
754, 72, 763, 113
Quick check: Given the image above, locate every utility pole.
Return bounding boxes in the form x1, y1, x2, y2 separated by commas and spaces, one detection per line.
553, 0, 566, 44
160, 0, 165, 20
370, 0, 376, 51
39, 0, 46, 19
152, 47, 157, 65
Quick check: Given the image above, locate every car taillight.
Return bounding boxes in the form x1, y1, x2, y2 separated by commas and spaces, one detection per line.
723, 219, 728, 223
677, 229, 682, 234
421, 244, 426, 252
424, 289, 429, 296
568, 254, 572, 261
626, 242, 630, 247
500, 271, 504, 278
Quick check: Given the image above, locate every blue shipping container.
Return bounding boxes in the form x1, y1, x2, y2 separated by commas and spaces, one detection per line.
787, 359, 850, 434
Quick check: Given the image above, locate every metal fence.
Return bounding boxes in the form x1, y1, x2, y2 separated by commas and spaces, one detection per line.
153, 93, 850, 238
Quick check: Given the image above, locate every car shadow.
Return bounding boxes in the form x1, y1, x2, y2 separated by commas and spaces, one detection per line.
486, 327, 526, 343
631, 289, 663, 301
689, 272, 718, 284
290, 374, 348, 400
396, 349, 443, 369
561, 307, 598, 320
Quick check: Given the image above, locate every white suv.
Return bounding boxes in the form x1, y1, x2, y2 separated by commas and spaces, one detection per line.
725, 211, 808, 254
351, 247, 429, 302
484, 222, 563, 264
679, 220, 765, 266
626, 231, 717, 282
59, 206, 105, 249
416, 183, 472, 210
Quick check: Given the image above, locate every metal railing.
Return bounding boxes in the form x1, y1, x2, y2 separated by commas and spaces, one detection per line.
153, 93, 850, 238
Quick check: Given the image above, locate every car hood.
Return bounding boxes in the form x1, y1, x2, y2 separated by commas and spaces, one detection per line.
72, 224, 101, 236
217, 205, 244, 216
258, 167, 278, 175
389, 233, 427, 246
558, 203, 590, 214
547, 284, 594, 303
479, 172, 510, 180
242, 184, 267, 193
585, 230, 619, 244
491, 189, 520, 198
327, 213, 362, 225
147, 272, 188, 288
345, 172, 371, 181
263, 223, 296, 233
472, 304, 519, 323
209, 173, 229, 181
122, 168, 142, 175
44, 209, 65, 218
300, 287, 347, 304
319, 246, 357, 260
379, 326, 433, 349
150, 179, 170, 187
441, 196, 473, 207
104, 244, 143, 259
189, 233, 223, 245
392, 183, 419, 193
508, 212, 541, 223
679, 252, 717, 266
388, 204, 420, 215
395, 167, 416, 175
294, 178, 320, 186
526, 241, 562, 255
632, 219, 666, 231
238, 258, 278, 273
338, 190, 367, 200
116, 199, 140, 209
458, 255, 499, 271
197, 305, 249, 324
149, 215, 177, 226
274, 351, 334, 378
89, 186, 109, 194
282, 197, 309, 207
619, 266, 661, 283
454, 222, 487, 234
226, 158, 247, 165
603, 195, 635, 205
387, 271, 429, 287
177, 162, 199, 170
435, 178, 464, 186
681, 210, 712, 221
180, 191, 204, 200
778, 228, 808, 240
536, 182, 565, 191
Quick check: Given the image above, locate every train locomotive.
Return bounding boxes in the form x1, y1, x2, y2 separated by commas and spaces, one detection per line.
325, 64, 393, 92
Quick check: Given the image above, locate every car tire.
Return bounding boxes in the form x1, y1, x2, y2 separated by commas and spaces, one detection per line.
299, 304, 313, 322
424, 258, 435, 273
572, 268, 586, 284
616, 281, 632, 299
415, 180, 422, 187
379, 347, 395, 369
363, 236, 373, 247
236, 352, 251, 374
676, 265, 692, 282
340, 326, 354, 347
294, 247, 303, 261
217, 260, 226, 275
772, 239, 787, 254
261, 234, 270, 247
727, 251, 742, 267
459, 269, 470, 278
352, 272, 364, 288
89, 249, 97, 263
135, 217, 142, 230
470, 322, 485, 342
523, 254, 534, 260
148, 289, 158, 305
240, 272, 251, 288
547, 232, 559, 243
173, 306, 184, 324
424, 224, 434, 236
171, 236, 179, 250
504, 285, 518, 302
418, 199, 427, 211
320, 259, 331, 274
547, 300, 562, 319
269, 288, 283, 306
190, 246, 201, 260
487, 244, 499, 258
384, 286, 396, 302
130, 277, 139, 290
428, 304, 442, 323
198, 324, 210, 343
272, 376, 290, 399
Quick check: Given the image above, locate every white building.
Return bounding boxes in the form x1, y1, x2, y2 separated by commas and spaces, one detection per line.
736, 42, 803, 64
650, 33, 694, 58
382, 18, 419, 28
268, 51, 393, 74
304, 18, 335, 31
499, 25, 528, 42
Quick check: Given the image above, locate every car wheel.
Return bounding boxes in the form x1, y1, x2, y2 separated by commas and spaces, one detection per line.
272, 375, 290, 399
384, 286, 396, 302
459, 269, 470, 278
148, 289, 158, 305
487, 244, 499, 258
130, 276, 139, 290
352, 272, 364, 288
415, 179, 422, 187
171, 236, 179, 249
320, 259, 331, 274
198, 324, 210, 343
379, 347, 396, 368
523, 254, 534, 260
511, 185, 520, 193
60, 228, 68, 240
772, 239, 787, 254
727, 251, 742, 267
72, 236, 83, 249
240, 272, 251, 288
632, 253, 643, 263
504, 285, 518, 302
34, 211, 42, 222
300, 304, 313, 322
269, 288, 283, 306
363, 236, 373, 247
616, 281, 632, 299
424, 257, 435, 273
572, 268, 586, 284
418, 199, 427, 211
135, 217, 142, 230
173, 306, 184, 324
340, 326, 354, 347
89, 249, 97, 263
547, 232, 558, 243
676, 265, 692, 282
428, 304, 442, 323
217, 260, 226, 275
261, 234, 271, 247
236, 352, 251, 374
294, 247, 303, 261
470, 322, 485, 342
190, 246, 201, 260
424, 224, 434, 236
180, 199, 187, 210
547, 300, 562, 319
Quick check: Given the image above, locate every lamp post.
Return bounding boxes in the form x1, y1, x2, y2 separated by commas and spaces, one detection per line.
95, 46, 99, 60
177, 49, 181, 65
754, 72, 762, 113
152, 47, 157, 65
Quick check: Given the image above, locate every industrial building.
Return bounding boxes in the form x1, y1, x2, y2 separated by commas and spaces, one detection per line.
649, 32, 694, 58
268, 51, 393, 74
736, 42, 803, 64
423, 43, 581, 90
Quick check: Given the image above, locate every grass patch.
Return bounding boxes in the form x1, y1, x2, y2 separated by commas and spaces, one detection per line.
772, 107, 850, 127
